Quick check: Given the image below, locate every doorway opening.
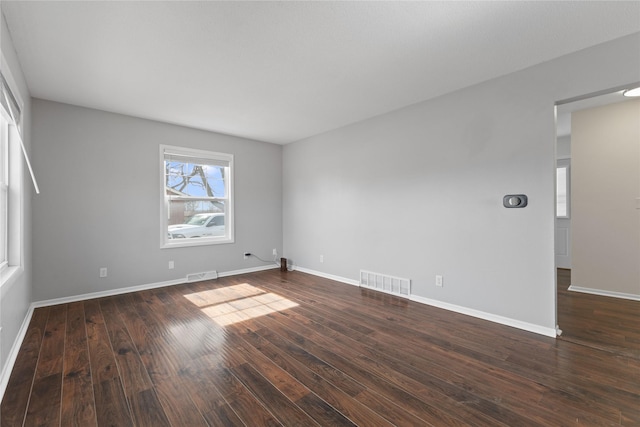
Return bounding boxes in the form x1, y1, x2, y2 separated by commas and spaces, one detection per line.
554, 85, 640, 358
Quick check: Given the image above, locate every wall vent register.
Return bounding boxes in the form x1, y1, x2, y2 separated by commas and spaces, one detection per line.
360, 270, 410, 298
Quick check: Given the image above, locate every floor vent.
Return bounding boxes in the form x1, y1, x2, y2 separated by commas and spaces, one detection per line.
186, 270, 218, 283
359, 270, 410, 298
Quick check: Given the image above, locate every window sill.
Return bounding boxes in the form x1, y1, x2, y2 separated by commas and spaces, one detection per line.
161, 237, 234, 249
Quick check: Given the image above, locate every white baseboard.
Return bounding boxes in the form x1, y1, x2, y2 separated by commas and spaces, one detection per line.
409, 295, 557, 338
293, 266, 360, 286
568, 285, 640, 302
0, 304, 34, 400
32, 265, 279, 309
31, 278, 187, 308
218, 264, 279, 278
295, 267, 556, 338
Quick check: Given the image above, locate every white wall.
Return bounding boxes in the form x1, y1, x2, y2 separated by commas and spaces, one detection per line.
283, 33, 640, 333
556, 135, 571, 160
31, 100, 282, 302
0, 11, 33, 386
572, 99, 640, 297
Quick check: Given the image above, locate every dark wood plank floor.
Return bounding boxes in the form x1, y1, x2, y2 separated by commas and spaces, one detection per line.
557, 268, 640, 359
2, 269, 639, 426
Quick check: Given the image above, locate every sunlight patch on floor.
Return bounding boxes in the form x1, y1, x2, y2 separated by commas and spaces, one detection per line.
183, 283, 298, 326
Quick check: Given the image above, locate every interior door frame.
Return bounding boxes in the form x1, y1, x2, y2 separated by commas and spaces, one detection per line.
553, 81, 640, 335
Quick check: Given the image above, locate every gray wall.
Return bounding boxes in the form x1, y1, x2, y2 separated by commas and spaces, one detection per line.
556, 135, 571, 160
283, 32, 640, 331
0, 11, 33, 381
572, 99, 640, 296
32, 100, 282, 301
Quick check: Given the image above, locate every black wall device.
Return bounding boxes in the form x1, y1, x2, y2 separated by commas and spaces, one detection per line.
503, 194, 528, 208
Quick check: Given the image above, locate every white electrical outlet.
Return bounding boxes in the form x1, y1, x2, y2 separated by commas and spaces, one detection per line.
168, 261, 174, 269
273, 248, 277, 256
320, 254, 324, 263
99, 267, 107, 278
435, 275, 443, 287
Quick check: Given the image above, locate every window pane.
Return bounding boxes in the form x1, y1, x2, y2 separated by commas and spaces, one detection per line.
0, 186, 6, 266
556, 166, 568, 217
0, 118, 7, 266
1, 72, 21, 127
168, 205, 226, 239
165, 161, 227, 198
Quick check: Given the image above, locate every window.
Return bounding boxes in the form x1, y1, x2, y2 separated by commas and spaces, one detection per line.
0, 66, 24, 281
556, 160, 570, 218
0, 115, 8, 271
160, 145, 233, 248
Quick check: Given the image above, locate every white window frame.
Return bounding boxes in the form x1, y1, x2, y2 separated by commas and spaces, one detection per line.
556, 159, 570, 219
160, 144, 234, 248
0, 59, 25, 288
0, 114, 8, 272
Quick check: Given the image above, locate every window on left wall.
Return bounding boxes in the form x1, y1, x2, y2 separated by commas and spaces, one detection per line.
0, 69, 23, 281
0, 114, 9, 271
160, 145, 234, 248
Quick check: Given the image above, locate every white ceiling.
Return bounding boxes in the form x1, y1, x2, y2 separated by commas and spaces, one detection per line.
2, 1, 640, 144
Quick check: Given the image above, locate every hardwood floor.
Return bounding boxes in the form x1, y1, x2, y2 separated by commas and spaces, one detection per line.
557, 268, 640, 359
2, 269, 639, 426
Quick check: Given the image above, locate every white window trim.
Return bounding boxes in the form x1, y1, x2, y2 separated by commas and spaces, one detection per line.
556, 159, 570, 219
0, 50, 26, 289
0, 101, 24, 290
0, 115, 8, 273
159, 144, 234, 249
